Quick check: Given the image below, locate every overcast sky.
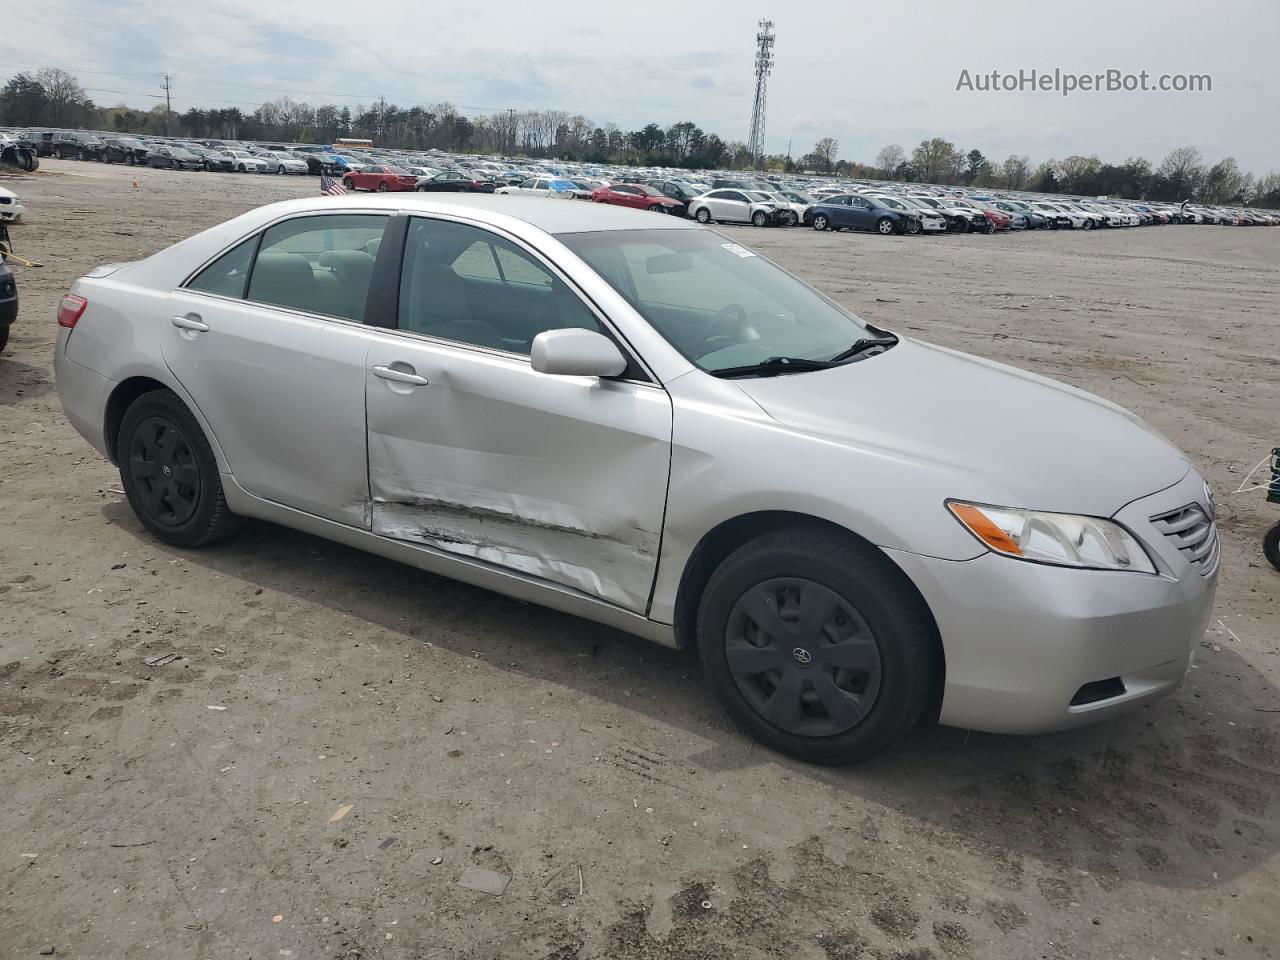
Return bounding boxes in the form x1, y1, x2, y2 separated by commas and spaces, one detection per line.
8, 0, 1279, 172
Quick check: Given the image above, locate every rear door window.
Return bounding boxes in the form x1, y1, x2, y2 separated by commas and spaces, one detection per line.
245, 214, 388, 322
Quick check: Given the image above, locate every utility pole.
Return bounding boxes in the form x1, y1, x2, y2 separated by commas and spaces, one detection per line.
161, 74, 173, 136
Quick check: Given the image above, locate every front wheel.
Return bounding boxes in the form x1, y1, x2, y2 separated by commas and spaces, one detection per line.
1264, 522, 1280, 572
904, 218, 922, 236
0, 325, 8, 353
876, 217, 896, 236
811, 213, 829, 231
696, 524, 940, 764
277, 165, 286, 175
752, 210, 771, 227
694, 207, 712, 224
647, 204, 667, 214
116, 390, 238, 548
343, 178, 355, 190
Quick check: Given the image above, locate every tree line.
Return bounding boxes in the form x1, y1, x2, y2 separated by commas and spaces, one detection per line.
2, 68, 1276, 206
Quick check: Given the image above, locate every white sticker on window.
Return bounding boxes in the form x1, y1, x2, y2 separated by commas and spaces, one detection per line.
720, 243, 756, 259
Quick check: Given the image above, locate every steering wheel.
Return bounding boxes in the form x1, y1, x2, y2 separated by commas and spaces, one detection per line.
697, 303, 748, 357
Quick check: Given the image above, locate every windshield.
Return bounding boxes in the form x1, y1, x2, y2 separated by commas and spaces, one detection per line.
744, 191, 773, 202
558, 228, 871, 373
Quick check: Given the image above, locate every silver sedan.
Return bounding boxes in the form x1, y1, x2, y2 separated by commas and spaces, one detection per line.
54, 195, 1217, 763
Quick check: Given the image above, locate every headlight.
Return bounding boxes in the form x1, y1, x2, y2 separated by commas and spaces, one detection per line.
947, 500, 1156, 574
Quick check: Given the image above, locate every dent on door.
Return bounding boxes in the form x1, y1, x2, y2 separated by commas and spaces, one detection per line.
366, 364, 672, 613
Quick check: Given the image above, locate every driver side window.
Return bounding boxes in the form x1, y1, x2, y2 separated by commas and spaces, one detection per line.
398, 217, 600, 354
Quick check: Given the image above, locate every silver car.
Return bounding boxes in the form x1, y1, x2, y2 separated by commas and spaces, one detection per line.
54, 195, 1218, 763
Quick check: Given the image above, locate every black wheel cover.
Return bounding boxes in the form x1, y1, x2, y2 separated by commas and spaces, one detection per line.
128, 416, 201, 526
725, 577, 882, 737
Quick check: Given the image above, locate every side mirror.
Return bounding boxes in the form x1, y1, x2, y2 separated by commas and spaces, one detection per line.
530, 329, 628, 378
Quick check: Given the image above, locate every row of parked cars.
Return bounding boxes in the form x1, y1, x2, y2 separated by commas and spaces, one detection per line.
9, 128, 1280, 232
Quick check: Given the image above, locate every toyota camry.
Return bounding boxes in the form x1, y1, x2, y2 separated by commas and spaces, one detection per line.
54, 195, 1218, 763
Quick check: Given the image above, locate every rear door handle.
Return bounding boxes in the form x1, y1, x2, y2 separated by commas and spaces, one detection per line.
372, 364, 429, 387
171, 315, 209, 332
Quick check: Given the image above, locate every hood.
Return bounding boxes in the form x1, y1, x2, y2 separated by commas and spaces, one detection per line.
733, 338, 1189, 517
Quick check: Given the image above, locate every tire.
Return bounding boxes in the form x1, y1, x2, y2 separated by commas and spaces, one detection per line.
343, 177, 355, 190
237, 164, 246, 172
377, 182, 389, 192
648, 204, 667, 214
1264, 522, 1280, 572
694, 207, 712, 224
785, 211, 799, 226
696, 524, 940, 764
1082, 219, 1095, 230
904, 218, 922, 236
277, 165, 286, 175
811, 213, 829, 231
0, 326, 8, 354
53, 147, 64, 160
127, 154, 136, 166
876, 217, 895, 236
78, 148, 88, 161
116, 389, 238, 549
752, 210, 771, 227
983, 220, 996, 235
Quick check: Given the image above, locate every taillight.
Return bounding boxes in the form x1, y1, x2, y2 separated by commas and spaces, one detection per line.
58, 293, 87, 328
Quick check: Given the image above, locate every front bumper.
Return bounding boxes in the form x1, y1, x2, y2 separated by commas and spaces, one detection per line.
885, 468, 1218, 735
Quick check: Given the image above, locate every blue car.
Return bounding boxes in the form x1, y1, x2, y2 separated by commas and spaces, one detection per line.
802, 193, 916, 235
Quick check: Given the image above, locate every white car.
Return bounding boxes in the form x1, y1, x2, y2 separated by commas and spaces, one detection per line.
1033, 201, 1096, 230
496, 177, 583, 200
257, 152, 309, 175
763, 191, 812, 226
0, 185, 23, 223
220, 151, 269, 174
688, 189, 783, 226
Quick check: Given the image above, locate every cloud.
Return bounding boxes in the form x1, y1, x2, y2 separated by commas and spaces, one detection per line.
5, 0, 1279, 171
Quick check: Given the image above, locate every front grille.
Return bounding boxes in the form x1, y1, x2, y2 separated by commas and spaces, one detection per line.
1149, 502, 1219, 576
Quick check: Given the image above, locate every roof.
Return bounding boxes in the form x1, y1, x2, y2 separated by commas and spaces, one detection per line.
251, 193, 700, 236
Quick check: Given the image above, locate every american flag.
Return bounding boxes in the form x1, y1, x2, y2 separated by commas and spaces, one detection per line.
320, 175, 347, 196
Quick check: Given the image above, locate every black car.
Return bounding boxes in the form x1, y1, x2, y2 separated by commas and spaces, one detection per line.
0, 259, 17, 354
179, 144, 235, 172
52, 131, 105, 161
647, 179, 705, 206
101, 137, 149, 165
147, 146, 203, 170
414, 171, 496, 193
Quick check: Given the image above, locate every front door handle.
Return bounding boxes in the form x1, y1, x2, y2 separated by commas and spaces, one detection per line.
171, 315, 209, 332
372, 364, 429, 387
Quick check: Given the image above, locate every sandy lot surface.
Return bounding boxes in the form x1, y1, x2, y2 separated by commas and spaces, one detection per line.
1, 159, 1277, 960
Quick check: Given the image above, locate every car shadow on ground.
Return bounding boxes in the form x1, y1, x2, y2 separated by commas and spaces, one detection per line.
103, 504, 1280, 892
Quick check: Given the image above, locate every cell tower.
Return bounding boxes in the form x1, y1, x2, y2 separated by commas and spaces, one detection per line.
747, 19, 776, 169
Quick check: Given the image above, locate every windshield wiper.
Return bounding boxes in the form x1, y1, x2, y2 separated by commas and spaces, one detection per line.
827, 334, 898, 364
709, 356, 837, 379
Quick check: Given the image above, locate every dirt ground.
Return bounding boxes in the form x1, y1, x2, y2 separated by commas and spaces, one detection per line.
1, 159, 1277, 960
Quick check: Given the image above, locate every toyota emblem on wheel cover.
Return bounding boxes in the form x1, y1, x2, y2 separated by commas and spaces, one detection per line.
792, 647, 813, 665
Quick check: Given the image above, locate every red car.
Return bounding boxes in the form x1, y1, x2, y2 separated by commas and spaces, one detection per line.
590, 183, 686, 215
341, 165, 418, 192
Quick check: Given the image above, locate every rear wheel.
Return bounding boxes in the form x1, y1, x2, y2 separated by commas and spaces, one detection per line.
377, 182, 389, 192
811, 213, 829, 231
1264, 522, 1280, 572
694, 207, 712, 224
116, 390, 238, 548
696, 524, 940, 764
